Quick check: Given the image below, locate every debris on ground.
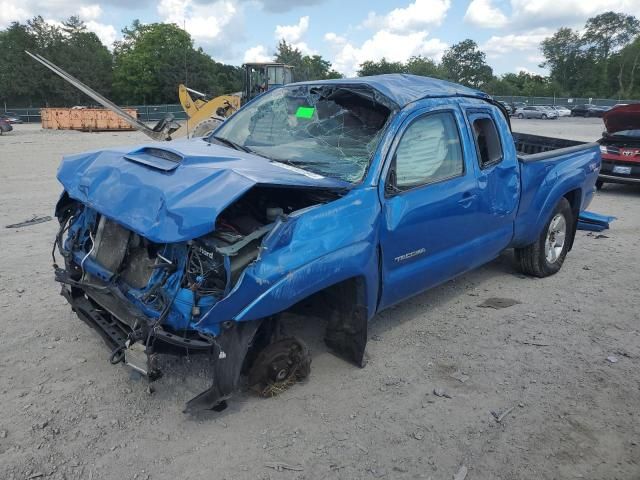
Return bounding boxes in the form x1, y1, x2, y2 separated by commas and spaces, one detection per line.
449, 370, 469, 383
5, 215, 52, 229
265, 462, 304, 472
433, 388, 452, 398
517, 339, 550, 347
453, 465, 468, 480
413, 430, 425, 440
478, 298, 522, 309
606, 355, 619, 363
577, 211, 616, 232
491, 406, 515, 423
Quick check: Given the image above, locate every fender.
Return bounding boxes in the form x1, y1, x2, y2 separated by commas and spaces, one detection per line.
235, 239, 380, 323
513, 150, 596, 247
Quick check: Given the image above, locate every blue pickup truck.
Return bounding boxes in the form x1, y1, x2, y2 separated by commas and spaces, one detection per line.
53, 75, 600, 411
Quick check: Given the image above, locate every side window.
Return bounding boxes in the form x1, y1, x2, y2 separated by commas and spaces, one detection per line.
393, 112, 464, 190
471, 117, 503, 168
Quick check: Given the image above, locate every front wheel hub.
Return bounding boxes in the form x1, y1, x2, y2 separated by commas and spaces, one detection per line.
248, 337, 311, 397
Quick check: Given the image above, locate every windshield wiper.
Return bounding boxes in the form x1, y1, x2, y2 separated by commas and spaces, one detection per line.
211, 135, 252, 153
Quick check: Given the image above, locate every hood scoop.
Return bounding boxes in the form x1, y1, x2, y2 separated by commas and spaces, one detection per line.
124, 146, 184, 171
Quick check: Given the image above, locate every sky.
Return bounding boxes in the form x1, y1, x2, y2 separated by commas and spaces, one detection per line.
2, 0, 640, 77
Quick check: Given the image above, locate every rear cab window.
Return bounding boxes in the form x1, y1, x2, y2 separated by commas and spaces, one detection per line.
469, 114, 503, 168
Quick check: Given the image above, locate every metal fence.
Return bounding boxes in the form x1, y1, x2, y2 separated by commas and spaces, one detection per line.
5, 96, 639, 124
492, 95, 638, 107
3, 104, 188, 124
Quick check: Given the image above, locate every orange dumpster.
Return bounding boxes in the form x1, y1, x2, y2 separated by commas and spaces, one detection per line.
41, 107, 138, 131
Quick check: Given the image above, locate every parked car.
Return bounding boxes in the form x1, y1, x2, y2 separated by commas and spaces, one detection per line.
498, 101, 514, 115
548, 105, 572, 117
515, 106, 558, 119
0, 117, 13, 135
52, 75, 600, 411
597, 103, 640, 188
570, 104, 610, 117
0, 112, 23, 124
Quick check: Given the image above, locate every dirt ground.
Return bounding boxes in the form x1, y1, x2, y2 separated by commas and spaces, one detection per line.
1, 120, 639, 480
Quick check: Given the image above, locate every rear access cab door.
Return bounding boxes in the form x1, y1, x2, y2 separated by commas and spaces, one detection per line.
377, 100, 519, 309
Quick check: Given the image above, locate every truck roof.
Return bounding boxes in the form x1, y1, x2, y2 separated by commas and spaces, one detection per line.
291, 74, 491, 109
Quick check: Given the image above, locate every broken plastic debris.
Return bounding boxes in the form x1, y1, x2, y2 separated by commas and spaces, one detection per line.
607, 355, 618, 363
453, 465, 468, 480
5, 215, 52, 229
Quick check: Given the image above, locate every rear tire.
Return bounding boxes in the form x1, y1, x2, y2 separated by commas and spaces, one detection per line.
596, 179, 604, 190
515, 198, 574, 278
541, 114, 547, 119
517, 113, 524, 119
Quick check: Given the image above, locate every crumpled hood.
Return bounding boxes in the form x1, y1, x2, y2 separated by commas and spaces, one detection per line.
603, 104, 640, 135
58, 138, 349, 243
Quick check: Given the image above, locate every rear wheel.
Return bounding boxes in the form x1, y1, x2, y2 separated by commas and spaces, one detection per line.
517, 113, 524, 119
541, 114, 548, 119
596, 179, 604, 190
515, 198, 574, 278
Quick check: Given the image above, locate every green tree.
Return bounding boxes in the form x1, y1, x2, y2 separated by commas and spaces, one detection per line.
610, 37, 640, 98
540, 28, 583, 95
582, 12, 640, 95
357, 58, 407, 76
274, 40, 341, 81
0, 16, 112, 107
441, 39, 493, 88
112, 21, 242, 104
405, 56, 444, 78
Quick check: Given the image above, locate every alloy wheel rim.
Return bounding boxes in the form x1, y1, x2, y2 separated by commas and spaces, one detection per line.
545, 213, 567, 263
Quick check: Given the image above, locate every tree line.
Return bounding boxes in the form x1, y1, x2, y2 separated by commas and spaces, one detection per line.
1, 11, 638, 108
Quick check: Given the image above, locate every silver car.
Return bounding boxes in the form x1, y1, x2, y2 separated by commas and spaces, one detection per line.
548, 105, 571, 117
514, 106, 558, 120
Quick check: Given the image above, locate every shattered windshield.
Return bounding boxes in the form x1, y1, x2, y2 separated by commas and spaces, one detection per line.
212, 85, 392, 183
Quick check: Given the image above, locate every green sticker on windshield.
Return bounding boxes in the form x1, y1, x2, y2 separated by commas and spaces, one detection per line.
296, 106, 315, 119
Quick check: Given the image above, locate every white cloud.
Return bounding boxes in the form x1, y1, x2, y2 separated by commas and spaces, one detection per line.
324, 32, 346, 45
464, 0, 508, 28
86, 21, 118, 47
158, 0, 238, 43
0, 1, 31, 28
328, 29, 448, 77
362, 0, 451, 33
510, 0, 640, 28
79, 4, 102, 21
273, 16, 315, 54
481, 28, 552, 57
243, 45, 272, 63
275, 16, 309, 44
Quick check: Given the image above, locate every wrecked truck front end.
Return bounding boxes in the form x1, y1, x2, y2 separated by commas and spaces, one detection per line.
53, 81, 393, 411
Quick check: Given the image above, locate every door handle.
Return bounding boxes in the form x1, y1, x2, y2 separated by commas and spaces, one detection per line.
458, 192, 477, 208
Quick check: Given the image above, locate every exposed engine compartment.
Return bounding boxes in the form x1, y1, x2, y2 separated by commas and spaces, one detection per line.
54, 185, 345, 337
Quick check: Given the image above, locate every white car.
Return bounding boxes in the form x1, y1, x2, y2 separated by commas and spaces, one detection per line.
548, 106, 571, 117
515, 106, 558, 119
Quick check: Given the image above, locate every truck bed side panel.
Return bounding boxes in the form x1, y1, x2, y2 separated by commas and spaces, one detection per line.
512, 144, 600, 247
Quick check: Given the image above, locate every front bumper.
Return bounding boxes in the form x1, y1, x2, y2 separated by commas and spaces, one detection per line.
599, 159, 640, 185
59, 281, 257, 412
58, 279, 216, 355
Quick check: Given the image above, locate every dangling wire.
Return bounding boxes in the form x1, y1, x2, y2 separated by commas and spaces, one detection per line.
80, 231, 95, 279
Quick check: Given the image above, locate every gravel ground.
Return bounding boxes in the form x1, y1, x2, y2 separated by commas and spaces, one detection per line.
1, 121, 639, 480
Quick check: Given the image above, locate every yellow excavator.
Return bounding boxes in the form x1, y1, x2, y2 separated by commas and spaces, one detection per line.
26, 51, 294, 141
178, 62, 294, 138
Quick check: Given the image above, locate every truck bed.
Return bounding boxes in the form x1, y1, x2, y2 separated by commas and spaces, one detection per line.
513, 132, 597, 161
